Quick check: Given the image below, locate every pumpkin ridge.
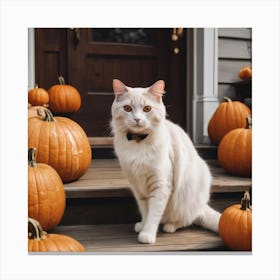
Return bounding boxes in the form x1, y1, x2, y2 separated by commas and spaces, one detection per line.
222, 100, 229, 142
63, 119, 79, 180
48, 235, 62, 251
44, 169, 55, 229
60, 119, 74, 181
53, 121, 63, 175
238, 210, 248, 249
39, 166, 52, 229
226, 130, 239, 172
247, 129, 252, 173
226, 100, 232, 132
28, 167, 39, 219
234, 129, 245, 174
240, 129, 249, 173
68, 120, 89, 178
234, 209, 244, 250
33, 168, 41, 223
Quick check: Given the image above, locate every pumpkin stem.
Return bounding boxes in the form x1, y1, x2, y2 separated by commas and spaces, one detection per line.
58, 76, 65, 85
35, 84, 39, 89
28, 217, 47, 240
43, 108, 56, 122
246, 115, 252, 129
28, 147, 37, 167
224, 97, 232, 102
240, 191, 252, 210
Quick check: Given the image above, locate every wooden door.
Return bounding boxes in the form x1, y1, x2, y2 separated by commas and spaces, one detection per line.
35, 28, 186, 137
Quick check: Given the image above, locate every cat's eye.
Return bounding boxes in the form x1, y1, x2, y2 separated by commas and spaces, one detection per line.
143, 105, 152, 112
123, 105, 133, 112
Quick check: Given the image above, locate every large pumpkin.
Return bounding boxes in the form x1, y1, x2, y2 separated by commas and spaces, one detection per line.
28, 85, 49, 106
48, 76, 81, 113
208, 97, 251, 145
28, 218, 86, 252
28, 147, 65, 230
28, 108, 91, 183
218, 115, 252, 177
219, 191, 252, 251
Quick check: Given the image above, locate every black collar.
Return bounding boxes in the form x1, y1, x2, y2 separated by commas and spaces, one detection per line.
127, 133, 148, 143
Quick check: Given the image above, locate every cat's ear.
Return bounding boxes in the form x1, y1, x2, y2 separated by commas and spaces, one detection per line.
113, 79, 128, 99
148, 80, 165, 102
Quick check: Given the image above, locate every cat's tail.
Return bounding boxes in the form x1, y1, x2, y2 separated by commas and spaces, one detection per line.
194, 205, 221, 232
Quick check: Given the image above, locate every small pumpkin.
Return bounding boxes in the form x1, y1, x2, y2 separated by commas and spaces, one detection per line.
238, 66, 252, 80
28, 103, 48, 119
28, 147, 65, 230
48, 76, 81, 113
219, 191, 252, 251
28, 218, 86, 252
28, 108, 91, 183
208, 97, 251, 145
218, 115, 252, 177
28, 85, 49, 106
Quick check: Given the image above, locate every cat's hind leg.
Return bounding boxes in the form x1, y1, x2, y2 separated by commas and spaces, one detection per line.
194, 204, 221, 232
162, 222, 184, 233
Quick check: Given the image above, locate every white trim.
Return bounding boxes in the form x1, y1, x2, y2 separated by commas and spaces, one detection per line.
28, 28, 35, 89
192, 28, 219, 144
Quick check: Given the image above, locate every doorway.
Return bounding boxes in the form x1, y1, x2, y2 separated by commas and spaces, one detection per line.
34, 28, 187, 137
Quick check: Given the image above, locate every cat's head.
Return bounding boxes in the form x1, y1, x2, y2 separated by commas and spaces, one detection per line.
111, 79, 166, 134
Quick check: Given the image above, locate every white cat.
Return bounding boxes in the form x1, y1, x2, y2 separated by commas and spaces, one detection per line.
111, 79, 221, 244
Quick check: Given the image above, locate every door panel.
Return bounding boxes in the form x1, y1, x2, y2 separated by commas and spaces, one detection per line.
35, 28, 186, 137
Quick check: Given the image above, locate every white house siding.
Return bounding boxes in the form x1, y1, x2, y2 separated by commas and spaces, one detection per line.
217, 28, 252, 101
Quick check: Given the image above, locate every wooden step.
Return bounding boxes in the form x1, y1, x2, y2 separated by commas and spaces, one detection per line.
64, 159, 252, 199
51, 223, 226, 252
89, 138, 218, 159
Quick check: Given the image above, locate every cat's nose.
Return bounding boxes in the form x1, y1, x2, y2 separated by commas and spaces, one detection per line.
134, 118, 141, 124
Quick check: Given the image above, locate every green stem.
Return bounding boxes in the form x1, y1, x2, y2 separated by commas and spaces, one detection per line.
28, 148, 37, 167
240, 191, 251, 210
43, 108, 56, 122
224, 97, 232, 102
246, 115, 252, 129
58, 76, 65, 85
28, 218, 47, 240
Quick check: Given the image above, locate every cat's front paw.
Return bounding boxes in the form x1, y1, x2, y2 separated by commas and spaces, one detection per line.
134, 222, 144, 233
138, 231, 156, 244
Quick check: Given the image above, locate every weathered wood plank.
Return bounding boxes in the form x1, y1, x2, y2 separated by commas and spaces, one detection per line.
218, 28, 251, 39
51, 224, 226, 252
64, 159, 251, 198
218, 38, 251, 59
218, 60, 251, 83
89, 137, 113, 147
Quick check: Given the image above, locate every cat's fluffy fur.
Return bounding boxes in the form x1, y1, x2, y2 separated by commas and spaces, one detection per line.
111, 79, 221, 244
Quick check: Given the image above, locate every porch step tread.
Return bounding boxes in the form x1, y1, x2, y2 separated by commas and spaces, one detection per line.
64, 159, 252, 199
51, 223, 226, 252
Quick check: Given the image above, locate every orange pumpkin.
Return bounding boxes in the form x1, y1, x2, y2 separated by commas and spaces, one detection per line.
28, 147, 65, 230
208, 97, 251, 145
28, 218, 86, 252
218, 115, 252, 177
238, 66, 252, 80
28, 85, 49, 106
219, 191, 252, 251
28, 108, 91, 183
48, 76, 81, 113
